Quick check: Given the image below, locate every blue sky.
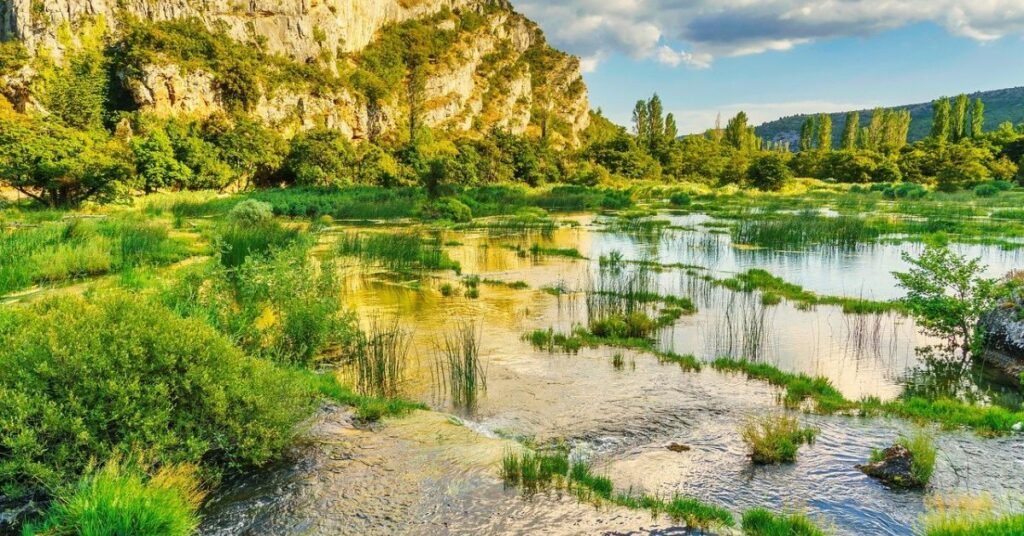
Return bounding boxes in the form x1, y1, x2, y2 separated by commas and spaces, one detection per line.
514, 1, 1024, 133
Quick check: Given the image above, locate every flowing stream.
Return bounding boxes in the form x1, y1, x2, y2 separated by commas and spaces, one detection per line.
200, 212, 1024, 536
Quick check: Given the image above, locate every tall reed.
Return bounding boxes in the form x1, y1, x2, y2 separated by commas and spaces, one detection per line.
433, 323, 487, 408
352, 320, 411, 399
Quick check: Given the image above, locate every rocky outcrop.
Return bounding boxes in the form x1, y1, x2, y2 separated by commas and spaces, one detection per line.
0, 0, 590, 145
980, 299, 1024, 384
857, 445, 924, 489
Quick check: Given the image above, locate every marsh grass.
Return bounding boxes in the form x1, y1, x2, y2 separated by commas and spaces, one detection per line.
713, 358, 1024, 435
732, 211, 879, 249
338, 232, 461, 273
740, 414, 818, 464
923, 494, 1024, 536
742, 508, 825, 536
719, 268, 902, 314
500, 449, 734, 529
217, 220, 300, 269
0, 217, 190, 294
434, 323, 487, 409
24, 459, 205, 536
299, 369, 425, 422
900, 431, 937, 486
352, 320, 411, 399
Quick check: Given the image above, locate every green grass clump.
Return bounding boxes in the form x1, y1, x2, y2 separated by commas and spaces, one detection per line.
742, 508, 825, 536
740, 414, 818, 464
899, 431, 937, 486
712, 358, 850, 412
500, 449, 733, 529
338, 231, 460, 273
23, 460, 205, 536
299, 369, 425, 422
925, 514, 1024, 536
732, 212, 879, 249
434, 323, 487, 409
352, 321, 410, 399
529, 244, 586, 259
0, 293, 314, 501
658, 351, 702, 372
718, 268, 901, 314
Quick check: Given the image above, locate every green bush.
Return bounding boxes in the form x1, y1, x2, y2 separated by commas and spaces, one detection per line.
0, 293, 314, 499
974, 183, 1000, 197
23, 460, 204, 536
228, 199, 275, 226
417, 197, 473, 222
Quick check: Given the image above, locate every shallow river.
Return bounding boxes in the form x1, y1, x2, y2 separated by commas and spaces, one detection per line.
200, 212, 1024, 536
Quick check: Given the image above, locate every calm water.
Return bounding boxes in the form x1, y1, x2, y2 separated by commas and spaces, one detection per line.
201, 212, 1024, 536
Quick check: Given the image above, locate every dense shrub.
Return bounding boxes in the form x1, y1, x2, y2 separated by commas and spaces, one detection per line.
228, 199, 275, 226
416, 197, 473, 222
747, 153, 792, 191
164, 244, 355, 367
0, 294, 314, 499
974, 183, 1000, 197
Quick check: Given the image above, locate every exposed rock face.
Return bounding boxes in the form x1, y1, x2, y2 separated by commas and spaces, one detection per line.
980, 301, 1024, 383
1, 0, 590, 145
857, 445, 924, 489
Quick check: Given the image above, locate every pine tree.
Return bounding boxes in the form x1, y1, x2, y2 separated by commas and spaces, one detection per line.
817, 114, 833, 151
799, 116, 816, 152
952, 94, 969, 142
841, 111, 859, 150
970, 98, 985, 138
931, 98, 951, 143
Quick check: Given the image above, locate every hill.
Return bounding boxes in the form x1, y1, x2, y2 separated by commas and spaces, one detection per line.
0, 0, 589, 146
755, 87, 1024, 148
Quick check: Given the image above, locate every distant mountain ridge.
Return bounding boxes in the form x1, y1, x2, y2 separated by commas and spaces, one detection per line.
755, 87, 1024, 148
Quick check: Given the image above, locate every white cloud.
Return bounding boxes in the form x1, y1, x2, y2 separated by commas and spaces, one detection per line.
514, 0, 1024, 69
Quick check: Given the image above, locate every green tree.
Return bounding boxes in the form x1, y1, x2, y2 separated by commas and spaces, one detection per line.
895, 247, 1000, 364
284, 129, 356, 186
724, 111, 754, 151
0, 115, 130, 207
647, 94, 665, 147
841, 111, 859, 150
935, 143, 990, 191
799, 116, 816, 152
664, 113, 678, 141
970, 98, 985, 138
211, 118, 287, 188
952, 94, 969, 142
817, 114, 833, 152
931, 98, 951, 143
632, 100, 650, 147
132, 130, 192, 193
747, 153, 792, 191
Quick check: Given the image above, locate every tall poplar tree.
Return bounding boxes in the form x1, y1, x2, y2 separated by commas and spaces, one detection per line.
648, 94, 665, 147
952, 94, 969, 142
799, 116, 816, 152
817, 114, 833, 151
931, 98, 951, 143
665, 113, 678, 141
724, 111, 750, 151
632, 100, 650, 146
841, 111, 859, 150
970, 98, 985, 138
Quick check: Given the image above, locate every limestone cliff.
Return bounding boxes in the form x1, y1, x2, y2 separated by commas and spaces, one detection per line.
0, 0, 589, 146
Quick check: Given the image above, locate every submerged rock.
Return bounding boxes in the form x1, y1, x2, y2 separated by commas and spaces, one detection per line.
666, 443, 692, 453
856, 445, 923, 489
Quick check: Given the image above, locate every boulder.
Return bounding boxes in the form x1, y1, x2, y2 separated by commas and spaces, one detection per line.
979, 300, 1024, 384
857, 445, 924, 489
